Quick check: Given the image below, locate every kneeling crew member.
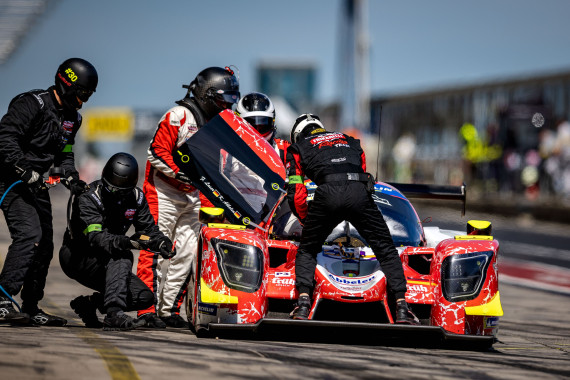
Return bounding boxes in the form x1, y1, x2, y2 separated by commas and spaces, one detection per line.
286, 114, 418, 324
59, 153, 176, 330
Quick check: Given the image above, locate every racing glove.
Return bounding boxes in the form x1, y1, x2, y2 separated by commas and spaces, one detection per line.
129, 234, 176, 259
20, 169, 47, 193
64, 177, 89, 195
175, 171, 192, 184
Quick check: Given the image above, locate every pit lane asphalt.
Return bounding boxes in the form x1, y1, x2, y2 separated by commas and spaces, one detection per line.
0, 187, 568, 380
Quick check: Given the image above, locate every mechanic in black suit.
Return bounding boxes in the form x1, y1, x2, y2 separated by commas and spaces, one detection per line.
285, 114, 418, 324
59, 153, 176, 330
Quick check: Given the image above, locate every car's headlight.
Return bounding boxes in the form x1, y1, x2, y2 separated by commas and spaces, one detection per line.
441, 251, 493, 302
211, 238, 263, 293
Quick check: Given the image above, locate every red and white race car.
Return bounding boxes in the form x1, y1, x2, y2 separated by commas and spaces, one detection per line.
174, 110, 502, 349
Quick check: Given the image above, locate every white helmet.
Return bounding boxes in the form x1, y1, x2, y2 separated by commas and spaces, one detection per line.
290, 113, 325, 143
236, 92, 276, 140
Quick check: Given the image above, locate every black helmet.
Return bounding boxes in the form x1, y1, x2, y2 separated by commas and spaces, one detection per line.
187, 66, 240, 119
101, 152, 138, 196
236, 92, 276, 140
290, 113, 325, 143
55, 58, 98, 110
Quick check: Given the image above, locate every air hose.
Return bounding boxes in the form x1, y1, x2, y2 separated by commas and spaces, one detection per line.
0, 180, 22, 207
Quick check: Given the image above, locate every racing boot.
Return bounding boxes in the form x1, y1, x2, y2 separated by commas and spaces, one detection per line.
139, 312, 166, 329
160, 314, 189, 328
0, 296, 30, 325
395, 300, 420, 325
70, 294, 103, 328
23, 304, 68, 327
103, 311, 145, 331
290, 294, 311, 320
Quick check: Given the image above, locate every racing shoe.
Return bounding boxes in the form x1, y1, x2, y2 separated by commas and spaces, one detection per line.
70, 295, 103, 328
0, 296, 30, 325
103, 311, 145, 331
139, 312, 166, 329
290, 295, 311, 320
160, 314, 189, 328
25, 308, 68, 326
395, 300, 420, 325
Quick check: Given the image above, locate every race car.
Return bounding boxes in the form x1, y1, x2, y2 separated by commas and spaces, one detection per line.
174, 110, 502, 349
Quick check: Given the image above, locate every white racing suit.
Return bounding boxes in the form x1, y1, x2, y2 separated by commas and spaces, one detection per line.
136, 103, 206, 318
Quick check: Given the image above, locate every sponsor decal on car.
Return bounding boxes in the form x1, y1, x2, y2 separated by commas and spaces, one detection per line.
272, 278, 296, 286
274, 272, 291, 277
484, 316, 499, 328
407, 284, 428, 292
328, 274, 376, 286
198, 303, 217, 316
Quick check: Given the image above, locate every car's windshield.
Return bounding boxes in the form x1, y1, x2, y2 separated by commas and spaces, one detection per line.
373, 184, 424, 247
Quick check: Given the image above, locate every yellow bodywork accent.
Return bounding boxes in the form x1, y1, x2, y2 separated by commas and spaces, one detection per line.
468, 220, 491, 229
454, 235, 493, 240
200, 278, 239, 304
200, 207, 224, 216
464, 291, 503, 316
407, 280, 431, 286
207, 223, 246, 230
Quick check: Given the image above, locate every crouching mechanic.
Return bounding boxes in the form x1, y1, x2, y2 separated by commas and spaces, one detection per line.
59, 153, 176, 330
286, 114, 418, 324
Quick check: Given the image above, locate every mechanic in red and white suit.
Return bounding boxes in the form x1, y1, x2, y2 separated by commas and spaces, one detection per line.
235, 92, 302, 238
136, 67, 240, 328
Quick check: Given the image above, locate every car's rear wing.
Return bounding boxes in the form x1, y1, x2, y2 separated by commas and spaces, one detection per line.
387, 182, 467, 216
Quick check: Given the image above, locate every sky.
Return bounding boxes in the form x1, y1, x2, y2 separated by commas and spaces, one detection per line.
1, 0, 570, 113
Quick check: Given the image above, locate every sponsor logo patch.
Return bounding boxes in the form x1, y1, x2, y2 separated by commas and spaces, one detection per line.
124, 209, 136, 220
198, 303, 217, 316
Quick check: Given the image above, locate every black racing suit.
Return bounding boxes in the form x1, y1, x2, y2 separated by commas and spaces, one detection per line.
286, 131, 407, 300
0, 87, 82, 308
59, 180, 160, 313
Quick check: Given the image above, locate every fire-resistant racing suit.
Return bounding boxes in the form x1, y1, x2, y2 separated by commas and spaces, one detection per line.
136, 98, 208, 319
286, 131, 407, 299
0, 87, 83, 309
59, 180, 159, 313
270, 138, 302, 238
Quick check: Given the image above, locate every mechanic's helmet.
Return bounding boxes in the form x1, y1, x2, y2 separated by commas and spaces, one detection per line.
101, 152, 139, 197
188, 66, 240, 119
236, 92, 276, 141
54, 58, 98, 110
290, 113, 326, 143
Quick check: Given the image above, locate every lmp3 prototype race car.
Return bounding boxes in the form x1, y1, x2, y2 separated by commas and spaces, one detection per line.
173, 110, 503, 349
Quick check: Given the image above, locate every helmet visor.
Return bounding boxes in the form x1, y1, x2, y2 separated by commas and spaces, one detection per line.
245, 116, 275, 135
76, 86, 94, 102
213, 90, 240, 110
102, 178, 132, 197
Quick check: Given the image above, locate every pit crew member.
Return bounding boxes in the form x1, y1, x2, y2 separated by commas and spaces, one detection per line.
59, 153, 176, 331
136, 66, 240, 328
0, 58, 97, 325
235, 92, 301, 238
286, 114, 418, 324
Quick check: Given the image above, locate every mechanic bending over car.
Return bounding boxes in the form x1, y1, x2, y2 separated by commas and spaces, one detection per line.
235, 92, 302, 239
0, 58, 97, 326
136, 66, 240, 329
286, 114, 419, 324
59, 153, 176, 331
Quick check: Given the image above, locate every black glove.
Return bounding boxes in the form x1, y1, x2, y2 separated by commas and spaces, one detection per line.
157, 238, 176, 259
175, 171, 192, 184
20, 169, 46, 193
129, 233, 176, 259
66, 177, 89, 195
